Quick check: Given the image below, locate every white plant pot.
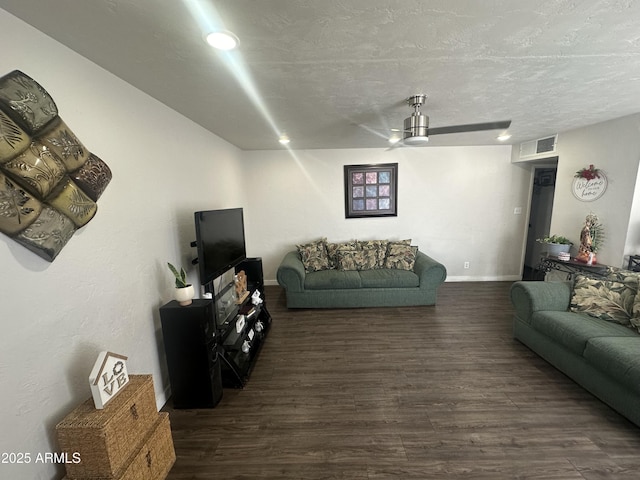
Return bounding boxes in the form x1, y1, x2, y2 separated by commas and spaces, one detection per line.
546, 243, 571, 257
175, 285, 194, 306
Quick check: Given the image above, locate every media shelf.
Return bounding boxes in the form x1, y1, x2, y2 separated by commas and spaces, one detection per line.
159, 258, 270, 407
214, 277, 272, 388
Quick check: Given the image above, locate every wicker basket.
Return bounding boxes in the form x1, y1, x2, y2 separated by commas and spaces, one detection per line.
59, 413, 175, 480
56, 375, 159, 479
112, 413, 174, 480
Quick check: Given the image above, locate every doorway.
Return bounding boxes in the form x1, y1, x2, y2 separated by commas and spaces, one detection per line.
523, 162, 558, 280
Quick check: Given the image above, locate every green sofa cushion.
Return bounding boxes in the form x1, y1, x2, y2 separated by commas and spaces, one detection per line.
530, 311, 636, 355
584, 337, 640, 395
359, 269, 420, 288
304, 269, 361, 290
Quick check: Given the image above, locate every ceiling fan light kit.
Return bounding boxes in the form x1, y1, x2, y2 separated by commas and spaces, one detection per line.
403, 134, 429, 145
403, 94, 430, 144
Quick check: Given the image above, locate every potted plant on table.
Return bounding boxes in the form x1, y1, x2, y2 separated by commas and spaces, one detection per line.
168, 262, 194, 306
537, 234, 573, 257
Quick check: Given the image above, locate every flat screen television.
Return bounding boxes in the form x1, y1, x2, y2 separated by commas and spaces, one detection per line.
194, 208, 247, 286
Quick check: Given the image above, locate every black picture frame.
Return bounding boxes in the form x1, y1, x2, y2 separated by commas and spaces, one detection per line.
344, 163, 398, 218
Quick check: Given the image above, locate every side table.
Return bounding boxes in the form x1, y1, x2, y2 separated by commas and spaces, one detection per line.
538, 255, 610, 281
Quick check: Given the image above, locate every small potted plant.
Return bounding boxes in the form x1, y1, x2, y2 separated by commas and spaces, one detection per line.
168, 262, 194, 306
537, 234, 573, 257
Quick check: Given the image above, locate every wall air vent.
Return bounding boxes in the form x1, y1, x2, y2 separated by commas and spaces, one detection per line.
518, 134, 558, 160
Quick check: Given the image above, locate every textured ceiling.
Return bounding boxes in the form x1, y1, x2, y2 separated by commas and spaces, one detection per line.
1, 0, 640, 150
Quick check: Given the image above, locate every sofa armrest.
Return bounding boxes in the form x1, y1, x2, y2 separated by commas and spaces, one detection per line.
414, 251, 447, 287
276, 251, 306, 292
510, 281, 572, 322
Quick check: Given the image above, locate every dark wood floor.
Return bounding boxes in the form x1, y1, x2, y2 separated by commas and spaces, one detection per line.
164, 282, 640, 479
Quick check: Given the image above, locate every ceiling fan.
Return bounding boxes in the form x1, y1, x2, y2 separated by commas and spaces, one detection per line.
390, 94, 511, 146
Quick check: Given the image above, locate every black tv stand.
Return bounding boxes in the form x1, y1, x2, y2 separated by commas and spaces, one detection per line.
159, 299, 223, 408
213, 274, 271, 388
159, 258, 271, 408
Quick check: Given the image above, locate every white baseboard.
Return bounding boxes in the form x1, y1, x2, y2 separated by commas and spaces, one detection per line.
445, 275, 522, 282
156, 384, 171, 410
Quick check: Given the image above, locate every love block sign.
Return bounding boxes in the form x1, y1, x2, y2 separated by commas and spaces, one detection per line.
89, 351, 129, 409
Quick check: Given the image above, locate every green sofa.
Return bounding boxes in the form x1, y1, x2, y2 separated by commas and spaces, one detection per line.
277, 250, 447, 308
510, 280, 640, 427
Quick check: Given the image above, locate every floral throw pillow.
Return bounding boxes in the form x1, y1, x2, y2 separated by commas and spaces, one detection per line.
605, 267, 640, 332
384, 241, 416, 270
336, 247, 378, 271
570, 274, 634, 326
605, 267, 640, 310
605, 267, 640, 291
357, 240, 389, 268
326, 241, 357, 269
296, 238, 329, 272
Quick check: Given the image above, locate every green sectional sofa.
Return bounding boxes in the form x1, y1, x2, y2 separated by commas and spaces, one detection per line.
277, 249, 447, 308
510, 279, 640, 427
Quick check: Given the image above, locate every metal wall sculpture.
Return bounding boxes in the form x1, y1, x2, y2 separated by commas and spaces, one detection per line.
0, 70, 112, 261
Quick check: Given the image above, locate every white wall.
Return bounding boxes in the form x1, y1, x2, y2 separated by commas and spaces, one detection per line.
0, 10, 245, 480
550, 114, 640, 266
243, 145, 530, 282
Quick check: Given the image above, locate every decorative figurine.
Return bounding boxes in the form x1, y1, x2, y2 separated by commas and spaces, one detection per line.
234, 270, 249, 304
576, 213, 603, 264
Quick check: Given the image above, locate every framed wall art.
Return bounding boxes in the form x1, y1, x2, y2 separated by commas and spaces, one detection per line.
344, 163, 397, 218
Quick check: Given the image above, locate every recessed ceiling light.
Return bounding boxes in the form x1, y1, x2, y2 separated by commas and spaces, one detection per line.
388, 134, 401, 145
278, 134, 290, 145
205, 31, 239, 50
497, 133, 512, 142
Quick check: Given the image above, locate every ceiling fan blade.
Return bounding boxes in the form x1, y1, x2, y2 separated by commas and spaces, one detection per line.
426, 120, 511, 136
386, 140, 407, 150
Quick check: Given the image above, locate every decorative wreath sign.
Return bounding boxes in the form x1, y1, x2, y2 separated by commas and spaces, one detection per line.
572, 164, 607, 202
